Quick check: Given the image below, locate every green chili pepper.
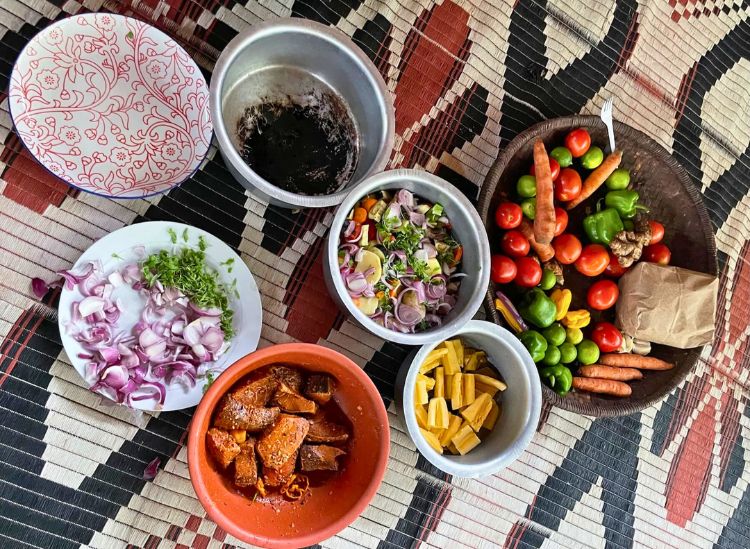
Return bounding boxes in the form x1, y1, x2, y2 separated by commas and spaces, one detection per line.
518, 288, 557, 328
539, 364, 573, 396
519, 330, 548, 363
582, 208, 624, 245
605, 190, 647, 219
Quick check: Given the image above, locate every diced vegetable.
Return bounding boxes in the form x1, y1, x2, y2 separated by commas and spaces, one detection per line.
460, 393, 494, 432
415, 379, 429, 405
483, 400, 500, 430
415, 404, 429, 429
450, 373, 463, 410
451, 424, 481, 455
420, 428, 444, 454
434, 367, 445, 398
462, 373, 475, 407
427, 397, 450, 430
439, 415, 463, 446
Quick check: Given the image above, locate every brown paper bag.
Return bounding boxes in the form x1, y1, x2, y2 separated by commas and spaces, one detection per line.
615, 262, 718, 349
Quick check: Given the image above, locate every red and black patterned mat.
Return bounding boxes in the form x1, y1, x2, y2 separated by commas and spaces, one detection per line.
0, 0, 749, 548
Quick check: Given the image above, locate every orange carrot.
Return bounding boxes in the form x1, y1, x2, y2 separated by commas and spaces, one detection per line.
599, 353, 674, 371
578, 365, 643, 381
572, 377, 632, 397
519, 219, 555, 262
566, 151, 623, 210
353, 207, 368, 223
532, 139, 555, 244
361, 197, 378, 212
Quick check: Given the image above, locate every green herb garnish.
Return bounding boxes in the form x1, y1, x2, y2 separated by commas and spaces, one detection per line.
411, 258, 431, 282
182, 228, 189, 242
141, 240, 235, 337
168, 228, 177, 244
112, 252, 123, 260
202, 371, 216, 393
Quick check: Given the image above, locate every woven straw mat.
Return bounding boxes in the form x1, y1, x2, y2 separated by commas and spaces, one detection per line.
0, 0, 749, 548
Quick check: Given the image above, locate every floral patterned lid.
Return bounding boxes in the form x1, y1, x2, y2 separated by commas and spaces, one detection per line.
9, 13, 213, 198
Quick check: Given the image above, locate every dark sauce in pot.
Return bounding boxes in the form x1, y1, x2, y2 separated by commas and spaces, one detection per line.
237, 91, 359, 196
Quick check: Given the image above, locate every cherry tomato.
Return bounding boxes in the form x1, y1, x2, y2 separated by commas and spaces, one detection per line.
514, 257, 542, 287
575, 244, 610, 277
587, 279, 619, 310
490, 255, 517, 284
494, 202, 523, 230
554, 207, 568, 236
591, 322, 623, 353
604, 251, 627, 277
530, 158, 561, 181
648, 221, 665, 245
554, 168, 582, 202
552, 234, 582, 265
643, 243, 671, 265
501, 230, 530, 257
565, 128, 591, 158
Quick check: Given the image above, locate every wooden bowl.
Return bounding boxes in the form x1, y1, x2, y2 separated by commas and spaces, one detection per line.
477, 115, 717, 417
188, 343, 390, 548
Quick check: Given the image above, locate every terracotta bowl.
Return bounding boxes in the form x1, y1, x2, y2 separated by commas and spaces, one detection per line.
477, 115, 717, 417
188, 343, 390, 548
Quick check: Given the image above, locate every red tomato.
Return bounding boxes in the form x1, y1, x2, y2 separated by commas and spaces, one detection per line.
501, 230, 530, 257
565, 128, 591, 158
604, 251, 627, 277
648, 221, 665, 245
530, 158, 561, 181
643, 243, 671, 265
591, 322, 623, 353
494, 202, 523, 230
490, 255, 517, 284
587, 279, 619, 310
554, 207, 568, 236
514, 257, 542, 287
552, 234, 582, 265
575, 244, 610, 276
554, 168, 582, 202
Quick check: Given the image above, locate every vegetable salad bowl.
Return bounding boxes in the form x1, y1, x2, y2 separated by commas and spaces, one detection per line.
324, 169, 491, 346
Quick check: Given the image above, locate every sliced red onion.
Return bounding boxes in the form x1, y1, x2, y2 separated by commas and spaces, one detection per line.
99, 364, 129, 390
31, 278, 49, 298
343, 220, 356, 238
395, 189, 414, 208
57, 263, 95, 290
121, 263, 141, 284
188, 302, 222, 317
143, 457, 160, 480
409, 211, 426, 227
426, 277, 447, 301
107, 272, 124, 287
129, 382, 166, 405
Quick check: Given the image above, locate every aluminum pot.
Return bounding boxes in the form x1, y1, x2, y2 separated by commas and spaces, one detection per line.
323, 169, 491, 346
210, 18, 394, 209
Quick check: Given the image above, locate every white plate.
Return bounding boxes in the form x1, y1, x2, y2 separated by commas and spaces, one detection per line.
58, 221, 262, 411
9, 13, 212, 198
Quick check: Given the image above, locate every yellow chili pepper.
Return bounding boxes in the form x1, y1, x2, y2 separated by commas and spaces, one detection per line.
561, 309, 591, 329
550, 289, 572, 321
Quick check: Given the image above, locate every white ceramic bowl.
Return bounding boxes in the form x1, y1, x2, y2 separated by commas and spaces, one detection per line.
323, 169, 491, 346
394, 320, 541, 477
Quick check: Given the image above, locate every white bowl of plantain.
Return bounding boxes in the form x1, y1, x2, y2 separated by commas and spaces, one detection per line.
395, 320, 541, 477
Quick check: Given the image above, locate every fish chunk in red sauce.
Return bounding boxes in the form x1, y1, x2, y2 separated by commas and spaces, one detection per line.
205, 364, 352, 503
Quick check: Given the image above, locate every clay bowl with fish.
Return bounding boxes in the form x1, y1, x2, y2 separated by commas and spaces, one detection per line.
188, 343, 390, 548
210, 18, 394, 208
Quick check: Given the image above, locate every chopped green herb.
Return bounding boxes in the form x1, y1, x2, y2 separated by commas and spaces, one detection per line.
202, 371, 215, 394
198, 236, 207, 252
426, 203, 444, 224
167, 228, 177, 244
141, 238, 235, 336
111, 252, 123, 260
220, 258, 235, 267
411, 258, 431, 282
182, 228, 189, 242
374, 281, 388, 293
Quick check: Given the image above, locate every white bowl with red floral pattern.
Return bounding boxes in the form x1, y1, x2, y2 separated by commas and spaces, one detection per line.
9, 13, 212, 198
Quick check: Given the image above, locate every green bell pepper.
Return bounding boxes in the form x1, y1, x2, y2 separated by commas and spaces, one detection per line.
539, 364, 573, 396
605, 190, 646, 219
582, 208, 624, 245
518, 289, 557, 328
519, 330, 548, 363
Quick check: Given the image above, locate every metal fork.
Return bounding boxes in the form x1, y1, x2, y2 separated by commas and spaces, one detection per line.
600, 98, 616, 153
